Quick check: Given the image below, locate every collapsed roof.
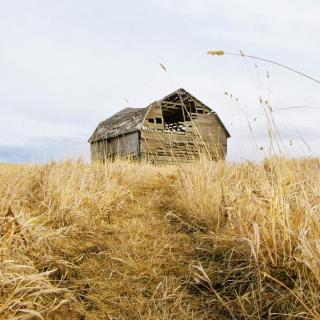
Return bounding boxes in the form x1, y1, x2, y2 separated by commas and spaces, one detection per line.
88, 88, 230, 143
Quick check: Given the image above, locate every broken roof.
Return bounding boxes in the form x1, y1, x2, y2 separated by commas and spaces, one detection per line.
88, 107, 148, 142
89, 88, 230, 142
160, 88, 230, 138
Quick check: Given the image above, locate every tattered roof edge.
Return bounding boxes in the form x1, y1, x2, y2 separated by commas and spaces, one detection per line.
88, 88, 230, 142
88, 107, 149, 142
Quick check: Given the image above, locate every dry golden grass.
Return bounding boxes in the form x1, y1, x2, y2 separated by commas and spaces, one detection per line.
1, 158, 320, 319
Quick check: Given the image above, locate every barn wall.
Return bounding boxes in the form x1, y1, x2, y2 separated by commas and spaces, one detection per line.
90, 139, 107, 161
91, 131, 140, 160
193, 113, 228, 159
139, 99, 228, 164
140, 130, 203, 164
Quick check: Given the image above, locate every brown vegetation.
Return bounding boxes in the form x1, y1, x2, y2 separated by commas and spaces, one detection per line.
0, 158, 320, 319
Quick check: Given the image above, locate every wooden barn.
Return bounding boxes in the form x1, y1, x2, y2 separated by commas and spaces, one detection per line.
88, 88, 230, 164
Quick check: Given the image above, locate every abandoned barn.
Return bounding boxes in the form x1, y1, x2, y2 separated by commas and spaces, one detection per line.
89, 88, 230, 164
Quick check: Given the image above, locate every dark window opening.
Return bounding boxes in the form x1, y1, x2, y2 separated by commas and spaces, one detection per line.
187, 100, 197, 114
197, 109, 204, 114
162, 106, 188, 133
162, 107, 190, 123
161, 94, 206, 133
148, 118, 155, 123
155, 117, 162, 124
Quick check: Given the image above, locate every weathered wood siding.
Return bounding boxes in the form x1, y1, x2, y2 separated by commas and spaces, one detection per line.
90, 139, 107, 160
140, 130, 203, 163
140, 99, 228, 164
91, 131, 139, 160
193, 113, 228, 159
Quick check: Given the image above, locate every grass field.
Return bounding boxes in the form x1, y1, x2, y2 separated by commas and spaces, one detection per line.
1, 158, 320, 319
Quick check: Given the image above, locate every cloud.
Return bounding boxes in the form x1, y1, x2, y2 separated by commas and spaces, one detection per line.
0, 0, 320, 162
0, 137, 89, 163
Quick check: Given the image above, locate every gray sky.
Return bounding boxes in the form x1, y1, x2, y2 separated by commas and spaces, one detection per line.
1, 0, 320, 162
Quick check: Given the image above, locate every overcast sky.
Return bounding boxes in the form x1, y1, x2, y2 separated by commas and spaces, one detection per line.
1, 0, 320, 163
